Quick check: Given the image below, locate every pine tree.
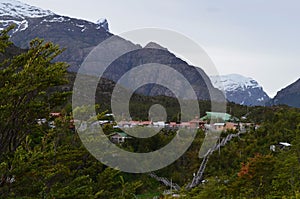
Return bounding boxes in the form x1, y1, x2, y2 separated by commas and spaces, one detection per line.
0, 25, 69, 153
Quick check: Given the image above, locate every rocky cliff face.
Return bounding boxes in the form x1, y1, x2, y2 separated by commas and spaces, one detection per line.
101, 42, 224, 101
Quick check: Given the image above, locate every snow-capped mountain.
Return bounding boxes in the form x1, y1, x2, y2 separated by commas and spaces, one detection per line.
210, 74, 270, 106
0, 0, 108, 33
0, 0, 53, 18
0, 0, 111, 71
0, 0, 54, 32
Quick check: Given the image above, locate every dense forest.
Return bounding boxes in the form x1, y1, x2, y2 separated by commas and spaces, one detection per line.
0, 26, 299, 198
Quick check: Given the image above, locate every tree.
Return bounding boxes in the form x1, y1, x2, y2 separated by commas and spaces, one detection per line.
0, 26, 69, 153
0, 26, 11, 53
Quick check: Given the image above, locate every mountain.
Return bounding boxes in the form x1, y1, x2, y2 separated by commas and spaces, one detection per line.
210, 74, 270, 106
0, 0, 109, 33
0, 0, 224, 102
270, 78, 300, 108
100, 42, 224, 101
0, 0, 111, 71
0, 0, 53, 32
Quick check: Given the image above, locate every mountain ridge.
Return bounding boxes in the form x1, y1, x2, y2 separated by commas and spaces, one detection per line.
1, 0, 224, 102
270, 78, 300, 108
0, 0, 109, 32
1, 1, 299, 108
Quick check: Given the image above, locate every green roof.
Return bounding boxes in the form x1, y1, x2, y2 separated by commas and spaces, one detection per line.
116, 132, 128, 137
109, 132, 128, 138
201, 112, 238, 122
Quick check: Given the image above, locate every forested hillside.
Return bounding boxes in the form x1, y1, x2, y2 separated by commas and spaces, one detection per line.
0, 26, 299, 198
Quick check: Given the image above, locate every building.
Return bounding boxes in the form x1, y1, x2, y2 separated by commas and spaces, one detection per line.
200, 112, 239, 123
110, 132, 129, 144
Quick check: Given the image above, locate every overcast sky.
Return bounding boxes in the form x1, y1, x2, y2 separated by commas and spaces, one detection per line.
21, 0, 300, 97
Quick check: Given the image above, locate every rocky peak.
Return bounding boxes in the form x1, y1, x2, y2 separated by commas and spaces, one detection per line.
144, 42, 167, 51
96, 18, 109, 32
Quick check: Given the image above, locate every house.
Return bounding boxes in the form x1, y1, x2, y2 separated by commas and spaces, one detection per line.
110, 132, 129, 144
98, 120, 110, 125
279, 142, 292, 147
50, 112, 62, 118
178, 122, 191, 128
153, 121, 165, 127
189, 117, 206, 129
270, 142, 292, 152
168, 122, 178, 128
129, 121, 140, 127
36, 118, 47, 125
140, 121, 152, 126
48, 112, 62, 129
224, 122, 239, 131
213, 123, 226, 131
118, 120, 131, 128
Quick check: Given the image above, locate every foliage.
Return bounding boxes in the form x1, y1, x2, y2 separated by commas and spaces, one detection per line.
0, 27, 69, 153
183, 107, 300, 198
0, 27, 144, 198
0, 120, 143, 198
1, 25, 300, 198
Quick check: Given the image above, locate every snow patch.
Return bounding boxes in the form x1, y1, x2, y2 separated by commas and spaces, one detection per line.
96, 18, 106, 24
95, 18, 109, 31
0, 19, 27, 32
16, 19, 27, 31
42, 16, 70, 23
0, 0, 54, 18
257, 97, 264, 102
76, 23, 87, 32
76, 24, 85, 28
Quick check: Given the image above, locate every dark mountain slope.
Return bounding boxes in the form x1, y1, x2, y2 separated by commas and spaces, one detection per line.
271, 78, 300, 108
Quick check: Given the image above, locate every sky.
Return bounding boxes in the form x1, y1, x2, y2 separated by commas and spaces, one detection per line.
21, 0, 300, 97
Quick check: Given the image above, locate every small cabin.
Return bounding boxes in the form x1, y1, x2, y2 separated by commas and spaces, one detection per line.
111, 132, 129, 144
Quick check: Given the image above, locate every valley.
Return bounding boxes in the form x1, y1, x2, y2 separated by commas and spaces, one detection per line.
0, 1, 299, 198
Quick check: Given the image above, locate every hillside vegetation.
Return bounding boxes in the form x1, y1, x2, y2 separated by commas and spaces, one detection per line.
0, 26, 299, 198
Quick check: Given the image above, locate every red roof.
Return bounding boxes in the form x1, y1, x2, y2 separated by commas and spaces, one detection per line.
50, 112, 61, 117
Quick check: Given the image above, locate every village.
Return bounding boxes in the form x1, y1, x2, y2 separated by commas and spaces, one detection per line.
40, 111, 291, 152
105, 111, 257, 144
